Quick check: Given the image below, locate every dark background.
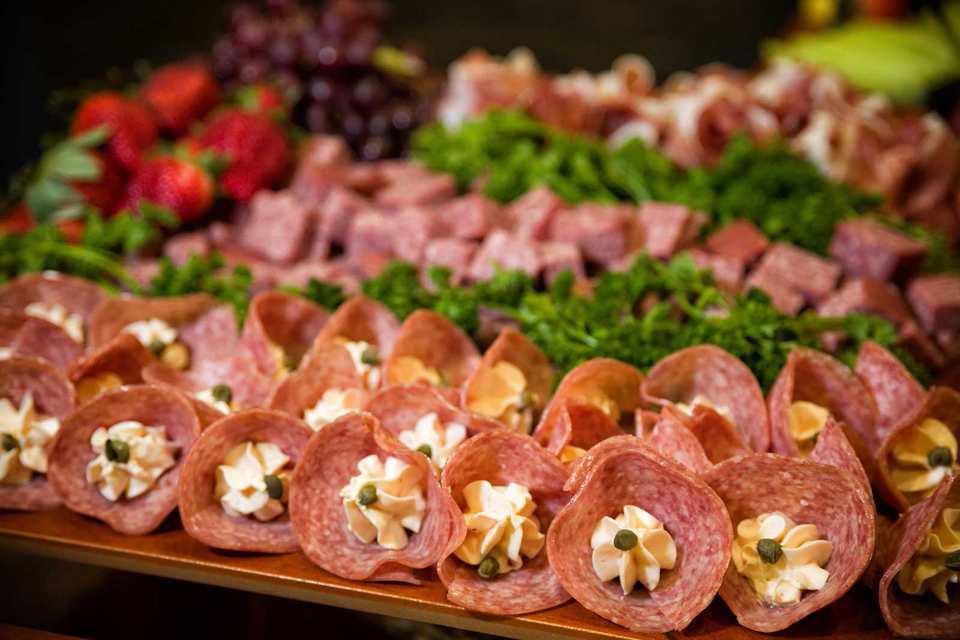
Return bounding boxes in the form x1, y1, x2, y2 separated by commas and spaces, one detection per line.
1, 0, 796, 183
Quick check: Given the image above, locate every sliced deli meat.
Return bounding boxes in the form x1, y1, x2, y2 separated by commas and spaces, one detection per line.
239, 291, 329, 378
290, 412, 464, 583
314, 295, 401, 372
644, 407, 713, 473
806, 414, 873, 495
641, 344, 770, 452
90, 293, 222, 350
673, 404, 752, 464
855, 340, 926, 444
382, 309, 480, 389
703, 454, 875, 633
47, 385, 201, 535
0, 309, 83, 371
0, 272, 108, 346
547, 442, 731, 633
438, 430, 572, 615
178, 409, 312, 553
68, 334, 154, 404
907, 274, 960, 335
0, 356, 75, 511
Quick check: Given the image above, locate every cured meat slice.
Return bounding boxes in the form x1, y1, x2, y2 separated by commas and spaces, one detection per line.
0, 356, 75, 510
179, 409, 312, 553
532, 358, 641, 457
875, 386, 960, 513
176, 305, 240, 367
855, 340, 926, 445
90, 293, 221, 350
565, 435, 647, 494
877, 474, 959, 639
807, 415, 872, 495
641, 345, 769, 452
677, 405, 752, 463
364, 384, 501, 439
0, 310, 83, 371
142, 357, 276, 414
547, 443, 731, 633
0, 272, 108, 345
289, 412, 464, 582
68, 334, 154, 403
702, 454, 875, 632
382, 310, 480, 389
646, 407, 712, 473
47, 385, 201, 535
314, 295, 400, 356
767, 347, 880, 457
461, 328, 554, 434
266, 342, 364, 419
437, 430, 572, 615
239, 291, 328, 378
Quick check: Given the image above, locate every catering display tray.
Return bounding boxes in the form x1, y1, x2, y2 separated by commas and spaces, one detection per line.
0, 508, 893, 640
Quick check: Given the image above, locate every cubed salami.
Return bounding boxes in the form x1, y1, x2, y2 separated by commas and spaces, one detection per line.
435, 193, 500, 240
687, 249, 745, 292
637, 202, 706, 259
817, 278, 910, 324
423, 238, 478, 285
550, 204, 631, 265
754, 243, 841, 304
510, 185, 565, 240
467, 230, 541, 282
744, 262, 806, 316
374, 174, 456, 209
704, 219, 769, 263
829, 219, 927, 283
238, 190, 314, 264
537, 241, 585, 285
907, 274, 960, 334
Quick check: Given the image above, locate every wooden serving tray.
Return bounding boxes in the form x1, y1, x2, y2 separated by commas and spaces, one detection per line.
0, 508, 892, 640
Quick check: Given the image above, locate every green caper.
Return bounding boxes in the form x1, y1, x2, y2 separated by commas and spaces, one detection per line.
360, 347, 380, 366
946, 550, 960, 571
148, 340, 167, 357
477, 556, 500, 579
928, 446, 954, 468
416, 444, 433, 458
518, 389, 534, 411
757, 538, 783, 565
264, 474, 283, 500
105, 439, 130, 464
436, 369, 448, 387
1, 433, 20, 451
212, 384, 233, 404
613, 529, 639, 551
357, 484, 378, 506
283, 354, 301, 372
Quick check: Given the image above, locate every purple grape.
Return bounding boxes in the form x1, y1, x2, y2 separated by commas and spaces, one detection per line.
236, 19, 271, 50
307, 76, 334, 102
390, 104, 413, 131
229, 4, 259, 29
269, 36, 299, 67
304, 103, 332, 132
238, 56, 271, 83
361, 135, 391, 161
214, 59, 235, 80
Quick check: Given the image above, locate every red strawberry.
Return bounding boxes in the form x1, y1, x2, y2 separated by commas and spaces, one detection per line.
72, 92, 158, 174
71, 151, 124, 215
122, 156, 214, 223
0, 203, 35, 234
195, 109, 290, 201
235, 84, 286, 117
140, 63, 222, 136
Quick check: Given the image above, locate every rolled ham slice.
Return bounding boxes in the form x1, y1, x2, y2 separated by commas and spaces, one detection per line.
702, 454, 876, 632
364, 383, 501, 439
438, 430, 572, 615
0, 356, 75, 510
289, 412, 464, 583
179, 409, 312, 553
642, 345, 769, 452
855, 340, 926, 446
0, 272, 107, 346
239, 291, 328, 378
266, 342, 364, 419
0, 310, 83, 371
382, 309, 480, 388
47, 385, 201, 535
547, 442, 732, 633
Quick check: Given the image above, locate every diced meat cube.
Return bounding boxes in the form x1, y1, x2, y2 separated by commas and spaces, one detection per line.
907, 274, 960, 334
238, 190, 314, 264
828, 219, 927, 282
754, 243, 841, 304
436, 193, 500, 240
346, 211, 397, 258
468, 230, 541, 282
687, 249, 745, 293
299, 135, 352, 168
423, 238, 478, 285
338, 253, 394, 279
744, 263, 805, 316
392, 208, 437, 263
511, 185, 565, 240
163, 231, 210, 265
936, 329, 960, 362
537, 241, 585, 285
816, 278, 911, 324
898, 320, 945, 370
705, 220, 769, 263
376, 160, 432, 185
207, 222, 235, 248
550, 204, 631, 265
374, 174, 457, 209
311, 186, 374, 258
637, 202, 707, 260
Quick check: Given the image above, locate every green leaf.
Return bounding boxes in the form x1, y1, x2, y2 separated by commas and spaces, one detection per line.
24, 179, 83, 221
44, 145, 102, 182
68, 124, 112, 148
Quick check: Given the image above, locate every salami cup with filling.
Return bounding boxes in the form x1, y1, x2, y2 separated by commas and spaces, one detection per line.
0, 356, 75, 510
547, 443, 732, 633
178, 409, 312, 553
702, 454, 876, 632
47, 386, 201, 535
289, 412, 464, 583
239, 291, 329, 378
382, 309, 481, 388
438, 430, 572, 615
0, 272, 108, 345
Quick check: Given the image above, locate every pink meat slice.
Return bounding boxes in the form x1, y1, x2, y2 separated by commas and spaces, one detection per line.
177, 305, 239, 367
382, 309, 480, 388
289, 412, 465, 582
364, 383, 501, 439
266, 342, 364, 419
239, 291, 328, 377
68, 334, 155, 387
0, 356, 75, 511
142, 355, 276, 412
438, 430, 572, 615
641, 344, 770, 452
855, 340, 926, 445
702, 454, 875, 633
536, 398, 627, 458
646, 407, 713, 473
807, 415, 872, 495
0, 272, 108, 344
678, 405, 752, 463
47, 385, 201, 535
314, 295, 400, 357
178, 409, 313, 553
565, 435, 647, 494
547, 444, 731, 633
89, 293, 221, 350
0, 310, 83, 371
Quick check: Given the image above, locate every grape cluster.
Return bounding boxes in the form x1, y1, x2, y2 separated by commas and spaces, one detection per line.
212, 0, 438, 160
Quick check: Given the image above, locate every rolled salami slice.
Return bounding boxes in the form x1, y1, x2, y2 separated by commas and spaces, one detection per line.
855, 341, 926, 446
877, 474, 959, 639
382, 309, 480, 388
641, 345, 769, 452
365, 383, 501, 438
0, 356, 75, 510
678, 405, 752, 463
703, 454, 876, 632
143, 357, 276, 417
47, 385, 201, 535
68, 334, 154, 404
290, 412, 464, 582
532, 358, 641, 457
875, 386, 960, 513
90, 293, 221, 350
239, 291, 328, 378
314, 295, 400, 355
565, 435, 647, 495
0, 310, 83, 370
461, 328, 554, 434
179, 409, 312, 553
0, 272, 107, 346
807, 415, 872, 496
646, 407, 712, 473
438, 430, 572, 615
768, 347, 880, 458
547, 443, 732, 633
267, 342, 364, 421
